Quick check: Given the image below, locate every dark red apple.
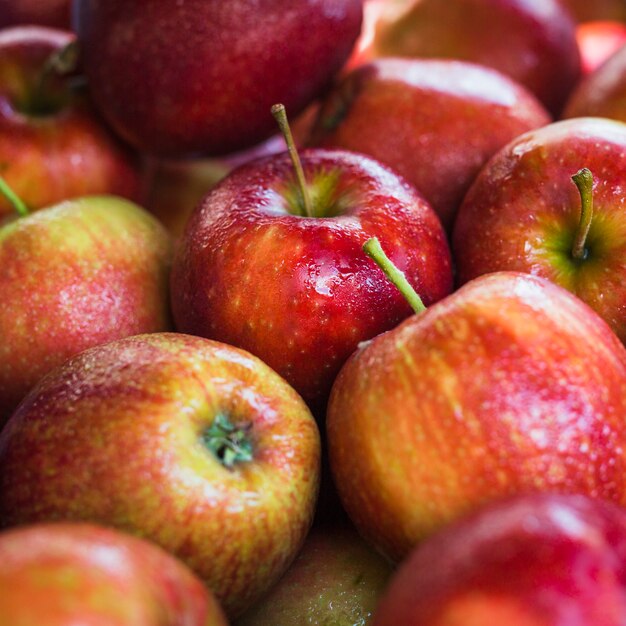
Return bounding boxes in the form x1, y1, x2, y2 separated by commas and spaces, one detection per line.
0, 26, 141, 217
328, 271, 626, 562
310, 58, 550, 230
577, 22, 626, 75
0, 0, 71, 29
453, 118, 626, 342
373, 494, 626, 626
74, 0, 363, 157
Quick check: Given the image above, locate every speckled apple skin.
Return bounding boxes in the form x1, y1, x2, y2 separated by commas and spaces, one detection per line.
453, 118, 626, 342
0, 333, 321, 619
373, 494, 626, 626
327, 272, 626, 562
74, 0, 363, 157
0, 0, 71, 29
0, 27, 141, 217
564, 47, 626, 122
0, 196, 172, 423
0, 523, 227, 626
371, 0, 580, 115
170, 149, 453, 413
310, 59, 551, 230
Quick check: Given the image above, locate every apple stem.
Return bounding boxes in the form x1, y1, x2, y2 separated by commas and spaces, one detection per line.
0, 176, 29, 217
571, 168, 594, 261
363, 237, 426, 314
271, 103, 314, 218
33, 41, 79, 112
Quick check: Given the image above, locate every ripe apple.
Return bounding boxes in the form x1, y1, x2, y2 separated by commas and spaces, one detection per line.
0, 0, 71, 29
373, 494, 626, 626
0, 186, 172, 423
576, 21, 626, 75
453, 118, 626, 342
327, 270, 626, 562
0, 26, 142, 218
0, 332, 321, 618
0, 523, 227, 625
74, 0, 363, 157
238, 524, 392, 626
369, 0, 580, 115
309, 58, 550, 230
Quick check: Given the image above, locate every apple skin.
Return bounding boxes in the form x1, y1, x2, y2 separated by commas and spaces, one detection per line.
561, 0, 626, 23
0, 0, 71, 29
0, 196, 172, 423
0, 332, 321, 619
309, 59, 551, 230
0, 26, 141, 218
74, 0, 363, 157
577, 22, 626, 76
0, 523, 227, 626
170, 148, 453, 414
373, 494, 626, 626
327, 272, 626, 563
237, 524, 392, 626
453, 118, 626, 343
369, 0, 580, 115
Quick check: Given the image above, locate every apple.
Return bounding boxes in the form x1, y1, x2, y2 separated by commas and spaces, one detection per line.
0, 332, 321, 619
564, 44, 626, 121
369, 0, 580, 115
576, 21, 626, 75
74, 0, 363, 157
561, 0, 626, 23
170, 108, 453, 415
453, 118, 626, 342
373, 494, 626, 626
327, 269, 626, 562
0, 26, 142, 218
0, 182, 172, 423
237, 524, 392, 626
0, 0, 71, 29
0, 522, 227, 625
309, 58, 550, 230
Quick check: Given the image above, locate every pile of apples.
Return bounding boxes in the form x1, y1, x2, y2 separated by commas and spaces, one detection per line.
5, 0, 626, 624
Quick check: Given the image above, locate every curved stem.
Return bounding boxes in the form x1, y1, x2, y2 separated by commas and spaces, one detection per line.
363, 237, 426, 314
271, 103, 314, 218
32, 41, 79, 113
0, 176, 29, 217
571, 168, 594, 261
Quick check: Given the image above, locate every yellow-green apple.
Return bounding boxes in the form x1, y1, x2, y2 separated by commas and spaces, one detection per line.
170, 141, 453, 415
237, 524, 392, 626
0, 186, 172, 423
309, 58, 550, 230
369, 0, 580, 115
74, 0, 363, 157
0, 523, 227, 626
0, 333, 321, 619
453, 118, 626, 342
0, 0, 71, 29
327, 270, 626, 562
576, 22, 626, 75
564, 45, 626, 120
373, 494, 626, 626
0, 26, 141, 218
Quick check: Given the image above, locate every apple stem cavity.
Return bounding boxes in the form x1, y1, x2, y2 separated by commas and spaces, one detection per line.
0, 175, 29, 217
202, 413, 253, 470
363, 237, 426, 314
31, 41, 79, 116
271, 103, 314, 218
571, 168, 594, 261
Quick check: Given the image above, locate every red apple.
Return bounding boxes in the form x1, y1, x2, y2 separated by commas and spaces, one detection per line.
0, 332, 321, 618
0, 26, 142, 218
0, 0, 71, 29
577, 22, 626, 76
369, 0, 580, 115
309, 58, 550, 230
0, 188, 172, 423
453, 118, 626, 342
327, 271, 626, 562
170, 141, 453, 414
0, 523, 227, 625
373, 494, 626, 626
74, 0, 363, 157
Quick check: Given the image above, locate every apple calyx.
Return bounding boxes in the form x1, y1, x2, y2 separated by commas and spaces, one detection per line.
571, 168, 594, 261
202, 413, 254, 469
0, 175, 29, 217
363, 237, 426, 314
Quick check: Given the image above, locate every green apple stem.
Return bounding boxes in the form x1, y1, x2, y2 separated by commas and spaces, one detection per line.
571, 168, 594, 261
363, 237, 426, 314
32, 41, 79, 113
271, 103, 314, 218
202, 413, 253, 470
0, 175, 29, 217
